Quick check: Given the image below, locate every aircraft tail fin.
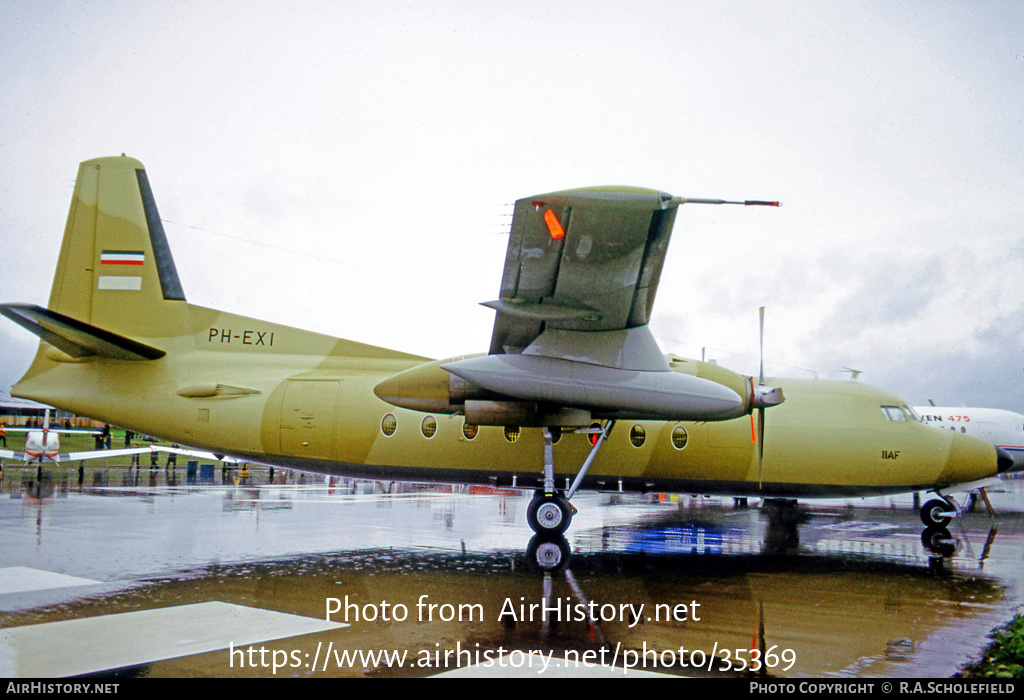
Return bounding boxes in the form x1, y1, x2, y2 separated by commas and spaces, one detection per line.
45, 155, 190, 340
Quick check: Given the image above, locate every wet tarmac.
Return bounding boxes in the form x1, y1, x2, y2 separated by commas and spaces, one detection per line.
1, 464, 1022, 678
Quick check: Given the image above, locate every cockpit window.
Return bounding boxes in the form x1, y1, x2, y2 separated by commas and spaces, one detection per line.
881, 406, 907, 421
902, 405, 920, 421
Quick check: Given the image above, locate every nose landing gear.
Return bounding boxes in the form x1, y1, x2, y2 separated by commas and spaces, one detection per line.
920, 498, 955, 529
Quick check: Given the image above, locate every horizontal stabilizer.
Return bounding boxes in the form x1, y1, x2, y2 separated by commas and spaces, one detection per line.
0, 304, 165, 361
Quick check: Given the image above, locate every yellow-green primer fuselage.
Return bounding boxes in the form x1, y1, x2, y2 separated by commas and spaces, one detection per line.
4, 156, 1003, 502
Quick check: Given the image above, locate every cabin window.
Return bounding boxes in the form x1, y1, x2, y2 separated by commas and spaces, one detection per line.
421, 415, 437, 438
671, 425, 688, 450
504, 426, 520, 443
881, 406, 907, 421
629, 425, 646, 448
381, 413, 397, 436
462, 422, 478, 440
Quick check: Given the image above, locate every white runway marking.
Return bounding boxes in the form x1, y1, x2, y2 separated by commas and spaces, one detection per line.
0, 601, 347, 677
0, 567, 100, 596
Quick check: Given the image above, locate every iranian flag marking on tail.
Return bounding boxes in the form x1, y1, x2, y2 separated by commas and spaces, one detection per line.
101, 251, 145, 265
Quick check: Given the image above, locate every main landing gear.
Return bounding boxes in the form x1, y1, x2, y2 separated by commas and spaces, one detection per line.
527, 493, 574, 535
526, 421, 615, 537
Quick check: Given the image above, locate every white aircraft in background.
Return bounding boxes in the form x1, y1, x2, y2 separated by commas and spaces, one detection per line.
913, 405, 1024, 474
1, 409, 229, 466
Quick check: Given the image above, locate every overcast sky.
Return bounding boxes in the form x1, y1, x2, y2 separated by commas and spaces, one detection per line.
1, 0, 1022, 413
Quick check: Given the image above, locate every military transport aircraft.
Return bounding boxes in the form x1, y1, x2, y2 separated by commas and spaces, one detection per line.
0, 156, 1015, 537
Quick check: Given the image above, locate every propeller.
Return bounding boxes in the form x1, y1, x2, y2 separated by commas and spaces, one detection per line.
751, 307, 784, 488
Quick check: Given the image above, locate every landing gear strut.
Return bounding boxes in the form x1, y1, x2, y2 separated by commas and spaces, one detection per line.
526, 421, 614, 536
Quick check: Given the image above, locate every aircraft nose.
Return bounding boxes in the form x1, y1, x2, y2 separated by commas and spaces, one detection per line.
938, 433, 1002, 484
996, 446, 1017, 473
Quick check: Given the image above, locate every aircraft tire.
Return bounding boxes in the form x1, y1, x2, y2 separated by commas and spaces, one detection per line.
526, 534, 571, 572
527, 493, 572, 535
920, 499, 952, 528
921, 527, 956, 556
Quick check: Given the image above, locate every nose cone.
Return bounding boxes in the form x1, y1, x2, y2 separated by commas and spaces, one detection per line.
996, 446, 1018, 473
938, 433, 1002, 485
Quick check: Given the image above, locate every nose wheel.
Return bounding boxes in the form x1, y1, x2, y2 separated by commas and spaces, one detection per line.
920, 498, 955, 528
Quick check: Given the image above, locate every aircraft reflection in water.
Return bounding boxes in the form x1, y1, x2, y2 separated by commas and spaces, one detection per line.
6, 516, 1006, 678
3, 468, 1018, 677
0, 156, 1017, 546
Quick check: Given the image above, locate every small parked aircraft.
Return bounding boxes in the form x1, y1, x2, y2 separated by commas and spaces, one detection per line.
0, 408, 228, 466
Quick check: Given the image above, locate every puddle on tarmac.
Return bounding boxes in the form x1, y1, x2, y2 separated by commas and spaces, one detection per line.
1, 467, 1021, 678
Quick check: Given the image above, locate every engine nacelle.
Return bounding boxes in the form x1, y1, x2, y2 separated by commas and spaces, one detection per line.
373, 352, 776, 426
373, 357, 488, 415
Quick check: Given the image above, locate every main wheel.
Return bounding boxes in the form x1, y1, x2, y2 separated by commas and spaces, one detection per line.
920, 498, 953, 528
527, 493, 573, 535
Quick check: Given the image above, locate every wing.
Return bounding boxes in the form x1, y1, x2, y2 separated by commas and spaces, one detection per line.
377, 186, 778, 424
58, 447, 159, 462
149, 445, 240, 464
441, 188, 748, 422
485, 186, 679, 358
59, 445, 238, 463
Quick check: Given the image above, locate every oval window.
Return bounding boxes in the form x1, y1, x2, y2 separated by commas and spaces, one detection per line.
381, 413, 397, 437
504, 426, 520, 443
421, 415, 437, 438
629, 424, 646, 448
462, 422, 478, 440
671, 425, 688, 450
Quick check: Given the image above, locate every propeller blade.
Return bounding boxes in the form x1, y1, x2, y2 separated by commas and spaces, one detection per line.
758, 306, 765, 386
757, 406, 765, 488
758, 599, 767, 677
758, 308, 764, 487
